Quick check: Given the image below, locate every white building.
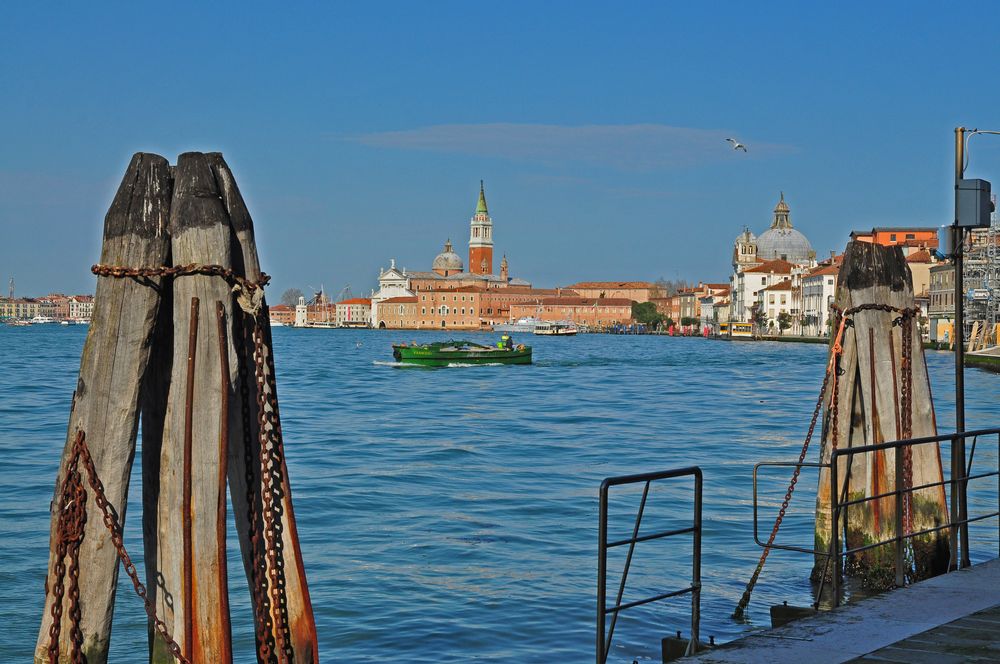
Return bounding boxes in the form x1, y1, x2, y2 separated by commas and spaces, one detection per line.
802, 264, 840, 336
336, 298, 372, 327
730, 193, 816, 323
371, 259, 415, 328
68, 295, 94, 321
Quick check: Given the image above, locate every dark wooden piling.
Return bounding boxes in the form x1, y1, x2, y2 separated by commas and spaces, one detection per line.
149, 152, 237, 663
35, 153, 173, 664
813, 241, 949, 589
210, 152, 319, 662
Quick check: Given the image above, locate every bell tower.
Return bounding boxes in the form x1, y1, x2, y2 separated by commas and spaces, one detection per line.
469, 180, 494, 275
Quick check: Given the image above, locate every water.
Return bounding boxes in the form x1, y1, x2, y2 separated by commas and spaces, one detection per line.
1, 325, 998, 662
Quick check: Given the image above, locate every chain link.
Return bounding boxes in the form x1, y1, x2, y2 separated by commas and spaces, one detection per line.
45, 431, 191, 664
733, 303, 921, 617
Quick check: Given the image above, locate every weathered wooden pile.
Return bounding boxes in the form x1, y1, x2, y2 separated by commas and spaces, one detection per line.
36, 152, 318, 663
813, 240, 950, 588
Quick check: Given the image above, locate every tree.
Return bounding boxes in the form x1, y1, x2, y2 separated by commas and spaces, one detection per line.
631, 301, 664, 327
281, 288, 304, 307
777, 311, 793, 335
750, 302, 768, 335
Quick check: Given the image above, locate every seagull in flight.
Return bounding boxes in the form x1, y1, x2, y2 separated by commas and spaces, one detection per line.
726, 138, 748, 152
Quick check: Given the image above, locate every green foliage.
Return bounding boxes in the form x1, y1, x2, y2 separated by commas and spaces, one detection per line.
777, 311, 793, 333
680, 316, 699, 327
631, 301, 664, 326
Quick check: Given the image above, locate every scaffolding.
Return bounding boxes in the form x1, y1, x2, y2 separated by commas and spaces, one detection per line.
963, 194, 1000, 348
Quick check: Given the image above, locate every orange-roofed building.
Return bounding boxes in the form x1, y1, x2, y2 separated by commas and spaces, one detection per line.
561, 281, 658, 303
508, 297, 633, 329
377, 296, 420, 329
336, 298, 372, 327
269, 304, 295, 326
849, 227, 939, 256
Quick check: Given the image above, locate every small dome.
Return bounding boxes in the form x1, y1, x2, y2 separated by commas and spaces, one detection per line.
432, 239, 464, 272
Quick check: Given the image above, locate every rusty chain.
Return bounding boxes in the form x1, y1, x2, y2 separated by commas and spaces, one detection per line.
46, 431, 191, 664
76, 262, 298, 662
733, 303, 920, 618
92, 262, 269, 294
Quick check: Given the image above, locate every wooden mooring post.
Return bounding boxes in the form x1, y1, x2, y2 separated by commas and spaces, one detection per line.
813, 241, 950, 594
36, 152, 318, 663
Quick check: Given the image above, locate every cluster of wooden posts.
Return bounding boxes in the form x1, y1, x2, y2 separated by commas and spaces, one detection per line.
813, 241, 951, 590
35, 153, 317, 663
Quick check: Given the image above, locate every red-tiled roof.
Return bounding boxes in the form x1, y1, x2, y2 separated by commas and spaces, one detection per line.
337, 298, 372, 305
743, 259, 795, 274
564, 281, 655, 289
537, 297, 634, 306
381, 296, 418, 304
807, 265, 840, 277
906, 249, 932, 263
270, 304, 293, 312
763, 279, 794, 291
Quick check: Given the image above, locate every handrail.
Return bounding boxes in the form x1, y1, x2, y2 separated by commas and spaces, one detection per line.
597, 466, 702, 663
752, 427, 1000, 609
828, 428, 1000, 605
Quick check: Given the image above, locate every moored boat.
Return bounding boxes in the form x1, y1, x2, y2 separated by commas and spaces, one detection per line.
392, 340, 532, 366
495, 316, 543, 333
534, 320, 578, 336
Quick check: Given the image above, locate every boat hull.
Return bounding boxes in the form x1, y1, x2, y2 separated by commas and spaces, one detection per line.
392, 344, 532, 366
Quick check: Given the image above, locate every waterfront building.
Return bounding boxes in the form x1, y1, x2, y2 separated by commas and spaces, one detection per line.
269, 304, 295, 326
928, 263, 956, 343
0, 297, 41, 320
508, 297, 633, 329
335, 298, 372, 327
377, 296, 419, 329
562, 281, 658, 303
699, 287, 730, 334
801, 264, 839, 336
757, 278, 802, 334
371, 183, 531, 327
849, 227, 939, 255
729, 194, 816, 325
47, 294, 70, 320
68, 295, 94, 321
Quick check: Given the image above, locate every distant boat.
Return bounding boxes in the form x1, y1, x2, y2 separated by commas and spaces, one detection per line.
8, 319, 31, 327
30, 315, 57, 324
392, 340, 532, 366
534, 321, 578, 336
270, 319, 286, 327
495, 316, 543, 333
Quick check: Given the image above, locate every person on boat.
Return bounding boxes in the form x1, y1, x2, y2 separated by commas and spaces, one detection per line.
498, 333, 513, 350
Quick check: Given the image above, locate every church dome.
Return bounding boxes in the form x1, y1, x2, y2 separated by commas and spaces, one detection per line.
432, 239, 464, 272
756, 193, 814, 263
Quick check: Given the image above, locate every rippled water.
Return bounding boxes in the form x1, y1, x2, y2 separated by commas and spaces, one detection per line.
1, 325, 998, 662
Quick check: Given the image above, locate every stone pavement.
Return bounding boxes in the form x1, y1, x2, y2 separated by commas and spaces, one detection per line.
685, 558, 1000, 663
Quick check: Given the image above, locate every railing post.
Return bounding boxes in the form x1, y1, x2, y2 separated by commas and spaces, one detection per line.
597, 481, 608, 664
688, 470, 702, 656
894, 442, 905, 587
830, 453, 841, 608
950, 434, 961, 571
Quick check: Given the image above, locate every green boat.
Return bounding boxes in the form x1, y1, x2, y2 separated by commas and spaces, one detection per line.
391, 340, 532, 366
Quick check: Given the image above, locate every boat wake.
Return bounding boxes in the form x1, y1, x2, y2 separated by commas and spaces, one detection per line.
371, 360, 506, 369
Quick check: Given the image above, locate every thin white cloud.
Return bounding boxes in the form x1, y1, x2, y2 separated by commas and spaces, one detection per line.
346, 123, 795, 170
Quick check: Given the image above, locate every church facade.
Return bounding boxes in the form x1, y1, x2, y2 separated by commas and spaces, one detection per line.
371, 182, 531, 328
730, 193, 817, 329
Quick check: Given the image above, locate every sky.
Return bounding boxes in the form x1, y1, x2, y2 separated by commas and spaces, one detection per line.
3, 1, 1000, 299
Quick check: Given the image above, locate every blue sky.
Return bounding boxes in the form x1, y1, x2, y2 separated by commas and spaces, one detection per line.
3, 1, 1000, 298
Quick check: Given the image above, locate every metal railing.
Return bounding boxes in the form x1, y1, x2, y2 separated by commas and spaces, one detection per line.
597, 467, 702, 663
753, 427, 1000, 608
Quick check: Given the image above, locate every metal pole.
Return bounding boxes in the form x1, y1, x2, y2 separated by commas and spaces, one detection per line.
954, 126, 971, 567
830, 454, 841, 608
597, 483, 608, 664
688, 470, 703, 656
894, 442, 906, 587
